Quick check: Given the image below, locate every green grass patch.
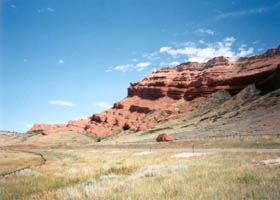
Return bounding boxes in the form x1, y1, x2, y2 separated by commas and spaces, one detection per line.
102, 165, 139, 176
26, 129, 43, 135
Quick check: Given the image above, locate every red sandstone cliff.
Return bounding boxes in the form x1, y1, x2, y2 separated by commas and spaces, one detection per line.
29, 45, 280, 136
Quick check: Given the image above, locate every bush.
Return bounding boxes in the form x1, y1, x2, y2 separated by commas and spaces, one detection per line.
26, 129, 43, 135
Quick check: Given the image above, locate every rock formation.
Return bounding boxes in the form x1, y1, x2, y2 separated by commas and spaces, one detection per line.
28, 45, 280, 136
156, 133, 174, 142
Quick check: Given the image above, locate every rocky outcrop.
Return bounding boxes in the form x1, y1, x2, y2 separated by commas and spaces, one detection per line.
28, 45, 280, 137
128, 46, 280, 101
129, 105, 152, 114
66, 119, 90, 133
156, 133, 174, 142
28, 124, 67, 135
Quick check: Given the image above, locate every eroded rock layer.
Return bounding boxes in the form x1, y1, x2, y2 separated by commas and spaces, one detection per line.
29, 45, 280, 136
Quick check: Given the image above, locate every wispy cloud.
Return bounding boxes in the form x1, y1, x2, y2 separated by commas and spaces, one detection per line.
197, 28, 215, 35
199, 40, 205, 44
159, 37, 254, 63
215, 2, 280, 20
236, 44, 254, 57
10, 4, 16, 8
49, 100, 74, 106
107, 62, 152, 73
136, 62, 151, 71
142, 51, 160, 60
131, 58, 138, 62
113, 64, 133, 72
25, 123, 33, 129
58, 59, 64, 64
105, 67, 113, 73
23, 59, 28, 62
47, 7, 55, 12
216, 8, 263, 19
95, 102, 111, 109
38, 7, 55, 13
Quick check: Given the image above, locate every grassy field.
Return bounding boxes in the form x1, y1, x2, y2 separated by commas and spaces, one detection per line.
0, 149, 279, 199
87, 137, 280, 150
0, 150, 43, 175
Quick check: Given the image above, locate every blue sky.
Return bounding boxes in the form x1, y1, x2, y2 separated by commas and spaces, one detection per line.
1, 0, 280, 132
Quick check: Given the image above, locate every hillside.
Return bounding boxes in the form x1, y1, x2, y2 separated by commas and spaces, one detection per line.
27, 45, 280, 141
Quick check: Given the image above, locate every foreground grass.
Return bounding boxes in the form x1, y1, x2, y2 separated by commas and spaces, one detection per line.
0, 149, 279, 199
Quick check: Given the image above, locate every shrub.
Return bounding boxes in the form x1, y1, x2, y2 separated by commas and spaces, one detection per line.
26, 129, 43, 135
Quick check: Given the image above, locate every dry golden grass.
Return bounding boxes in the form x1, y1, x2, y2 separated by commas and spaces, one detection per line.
88, 137, 280, 150
0, 149, 279, 200
21, 131, 96, 147
0, 150, 43, 174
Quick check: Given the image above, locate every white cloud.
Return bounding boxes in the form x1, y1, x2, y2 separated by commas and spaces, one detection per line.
95, 102, 111, 109
105, 67, 113, 73
25, 123, 33, 128
58, 59, 64, 64
199, 40, 205, 44
109, 62, 151, 72
136, 62, 151, 71
143, 51, 160, 60
160, 61, 180, 66
23, 59, 28, 62
38, 7, 55, 13
197, 28, 215, 35
49, 100, 74, 106
159, 47, 171, 53
10, 4, 16, 8
224, 36, 236, 43
214, 4, 280, 20
236, 46, 254, 57
114, 64, 133, 72
159, 37, 254, 62
136, 62, 151, 68
47, 7, 55, 12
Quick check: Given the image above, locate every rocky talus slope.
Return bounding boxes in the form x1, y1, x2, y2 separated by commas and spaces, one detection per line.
29, 45, 280, 137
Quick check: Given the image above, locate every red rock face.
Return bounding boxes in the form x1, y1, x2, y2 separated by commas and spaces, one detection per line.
29, 124, 68, 135
28, 46, 280, 137
128, 46, 280, 101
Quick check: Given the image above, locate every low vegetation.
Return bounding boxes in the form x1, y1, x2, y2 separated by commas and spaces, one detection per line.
26, 129, 43, 135
0, 150, 43, 174
0, 149, 279, 199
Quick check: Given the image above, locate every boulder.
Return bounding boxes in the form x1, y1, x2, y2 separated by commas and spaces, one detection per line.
156, 133, 174, 142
